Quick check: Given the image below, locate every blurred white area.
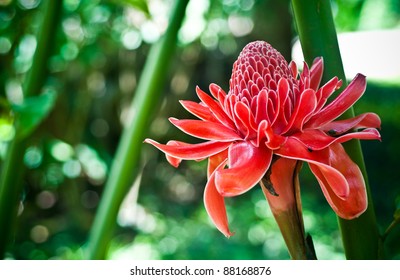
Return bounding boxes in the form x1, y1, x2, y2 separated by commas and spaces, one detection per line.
292, 29, 400, 83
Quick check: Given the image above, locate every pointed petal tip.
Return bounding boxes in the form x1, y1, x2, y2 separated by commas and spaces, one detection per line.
310, 57, 323, 71
166, 154, 181, 168
209, 83, 220, 92
195, 85, 203, 94
353, 73, 367, 88
288, 61, 298, 78
313, 56, 323, 63
204, 160, 234, 238
356, 73, 366, 79
336, 79, 343, 90
143, 138, 154, 144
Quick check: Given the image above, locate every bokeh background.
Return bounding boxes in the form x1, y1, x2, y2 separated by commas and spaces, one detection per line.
0, 0, 399, 260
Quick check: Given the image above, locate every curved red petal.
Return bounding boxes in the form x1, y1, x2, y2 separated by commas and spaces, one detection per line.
169, 118, 241, 142
144, 139, 231, 161
179, 100, 217, 122
307, 74, 366, 128
309, 57, 324, 91
255, 89, 269, 124
300, 62, 310, 90
224, 94, 237, 120
207, 149, 229, 178
256, 120, 286, 149
288, 61, 298, 78
204, 159, 233, 237
164, 141, 184, 167
283, 88, 317, 134
308, 143, 367, 219
196, 86, 235, 129
272, 78, 290, 133
275, 138, 349, 199
291, 128, 381, 150
321, 112, 381, 134
233, 101, 257, 139
335, 128, 381, 143
209, 83, 227, 104
264, 157, 298, 212
215, 142, 272, 196
312, 77, 342, 114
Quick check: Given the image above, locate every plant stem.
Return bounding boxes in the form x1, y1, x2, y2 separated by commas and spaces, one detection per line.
85, 0, 190, 260
291, 0, 381, 259
262, 159, 316, 259
0, 0, 62, 258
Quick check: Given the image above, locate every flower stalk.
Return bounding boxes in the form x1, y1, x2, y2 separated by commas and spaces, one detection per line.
261, 158, 316, 259
291, 0, 382, 259
85, 0, 190, 259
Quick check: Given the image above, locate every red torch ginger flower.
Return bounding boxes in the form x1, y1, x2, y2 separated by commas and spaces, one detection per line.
145, 41, 381, 237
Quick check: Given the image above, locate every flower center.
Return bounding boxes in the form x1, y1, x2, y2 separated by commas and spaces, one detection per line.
229, 41, 297, 99
224, 41, 299, 139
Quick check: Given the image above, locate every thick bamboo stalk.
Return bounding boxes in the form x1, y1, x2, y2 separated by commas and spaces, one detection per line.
291, 0, 381, 259
0, 0, 63, 258
85, 0, 190, 259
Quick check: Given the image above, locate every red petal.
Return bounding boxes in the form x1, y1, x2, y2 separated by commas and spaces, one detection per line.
204, 159, 233, 237
288, 61, 298, 78
233, 101, 257, 139
272, 78, 290, 133
267, 90, 278, 124
309, 57, 323, 91
300, 62, 310, 90
321, 112, 381, 134
169, 118, 242, 142
283, 88, 317, 134
144, 139, 231, 160
256, 120, 286, 149
309, 143, 367, 219
291, 128, 381, 150
179, 100, 217, 122
209, 83, 227, 104
224, 94, 237, 120
196, 86, 235, 129
207, 148, 229, 178
215, 141, 272, 196
255, 89, 269, 124
275, 138, 349, 199
307, 74, 366, 128
335, 128, 381, 143
312, 77, 342, 114
164, 141, 184, 167
263, 157, 298, 212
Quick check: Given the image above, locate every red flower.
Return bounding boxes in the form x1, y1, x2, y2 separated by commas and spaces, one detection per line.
145, 41, 381, 237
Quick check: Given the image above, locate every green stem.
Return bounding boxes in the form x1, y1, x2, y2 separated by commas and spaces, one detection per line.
0, 138, 26, 258
262, 160, 316, 259
85, 0, 190, 260
291, 0, 381, 259
0, 0, 62, 258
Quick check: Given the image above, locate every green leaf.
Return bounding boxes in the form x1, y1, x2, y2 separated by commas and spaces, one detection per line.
109, 0, 150, 18
12, 90, 57, 139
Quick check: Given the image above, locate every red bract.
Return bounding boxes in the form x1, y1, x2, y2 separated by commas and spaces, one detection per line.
145, 41, 381, 237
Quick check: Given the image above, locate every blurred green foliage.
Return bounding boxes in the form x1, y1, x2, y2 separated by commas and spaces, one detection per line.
0, 0, 399, 259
